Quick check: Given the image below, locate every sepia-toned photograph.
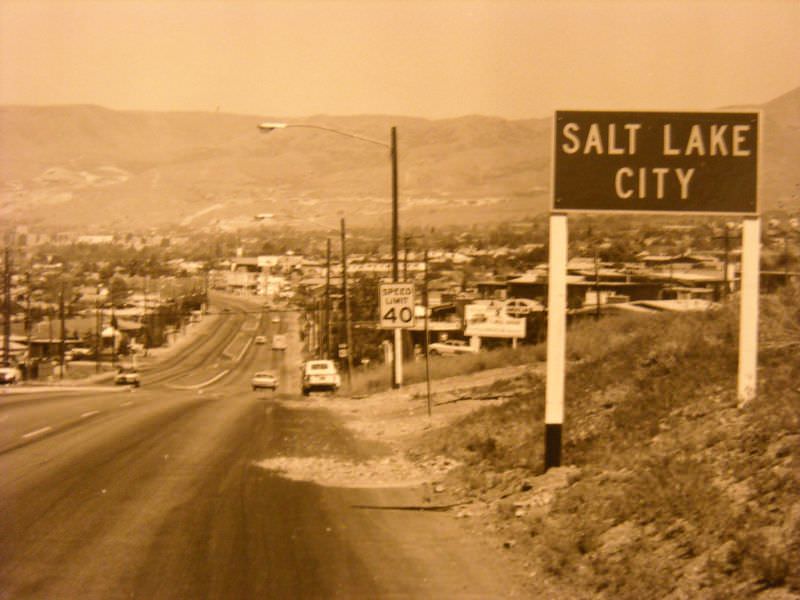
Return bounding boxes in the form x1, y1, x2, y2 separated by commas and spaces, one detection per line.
1, 1, 798, 598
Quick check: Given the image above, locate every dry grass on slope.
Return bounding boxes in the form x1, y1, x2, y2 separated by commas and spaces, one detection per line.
416, 285, 800, 599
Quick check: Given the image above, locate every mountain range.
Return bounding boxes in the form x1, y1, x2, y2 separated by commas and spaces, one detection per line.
1, 86, 798, 232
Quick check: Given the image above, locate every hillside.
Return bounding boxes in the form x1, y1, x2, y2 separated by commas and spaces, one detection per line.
1, 86, 799, 231
247, 283, 798, 597
0, 108, 550, 231
407, 287, 800, 598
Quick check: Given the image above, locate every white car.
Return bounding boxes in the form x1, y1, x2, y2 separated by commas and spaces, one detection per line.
428, 339, 478, 356
301, 360, 341, 395
0, 366, 21, 384
114, 367, 141, 387
255, 335, 267, 345
271, 315, 281, 324
272, 334, 287, 351
252, 371, 278, 391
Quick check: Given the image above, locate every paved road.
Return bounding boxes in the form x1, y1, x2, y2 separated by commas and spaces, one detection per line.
0, 297, 518, 599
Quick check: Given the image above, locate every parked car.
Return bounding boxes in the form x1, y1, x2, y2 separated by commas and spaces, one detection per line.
252, 371, 278, 391
114, 366, 140, 387
301, 360, 341, 395
255, 335, 267, 345
428, 339, 478, 356
66, 347, 93, 361
272, 334, 287, 351
0, 366, 21, 385
271, 315, 281, 324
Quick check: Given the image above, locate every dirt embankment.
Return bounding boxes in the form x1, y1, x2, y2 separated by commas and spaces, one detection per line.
265, 288, 800, 599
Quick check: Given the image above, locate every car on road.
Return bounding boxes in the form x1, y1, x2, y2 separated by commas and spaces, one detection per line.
114, 366, 140, 387
0, 366, 21, 384
301, 360, 341, 395
252, 371, 278, 391
272, 334, 287, 351
428, 339, 478, 356
255, 335, 267, 345
271, 315, 280, 324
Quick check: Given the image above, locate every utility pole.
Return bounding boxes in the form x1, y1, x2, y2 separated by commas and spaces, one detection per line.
48, 306, 53, 369
325, 238, 332, 360
3, 247, 11, 367
25, 272, 32, 379
59, 284, 65, 380
95, 285, 102, 373
314, 298, 322, 358
341, 218, 354, 392
424, 247, 432, 417
391, 126, 402, 388
714, 226, 742, 298
111, 304, 117, 368
403, 234, 411, 282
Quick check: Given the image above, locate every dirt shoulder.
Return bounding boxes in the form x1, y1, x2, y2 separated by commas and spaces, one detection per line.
274, 364, 536, 484
268, 363, 578, 597
271, 296, 800, 599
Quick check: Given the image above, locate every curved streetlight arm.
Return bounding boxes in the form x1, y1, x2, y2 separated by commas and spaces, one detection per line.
258, 122, 389, 149
258, 119, 404, 389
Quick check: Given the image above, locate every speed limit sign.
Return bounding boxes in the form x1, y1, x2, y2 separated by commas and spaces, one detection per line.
379, 283, 416, 329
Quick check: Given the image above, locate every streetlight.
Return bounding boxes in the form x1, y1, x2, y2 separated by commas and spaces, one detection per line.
258, 121, 404, 388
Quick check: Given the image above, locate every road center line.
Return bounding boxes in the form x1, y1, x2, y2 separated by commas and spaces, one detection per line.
22, 426, 53, 439
81, 410, 100, 418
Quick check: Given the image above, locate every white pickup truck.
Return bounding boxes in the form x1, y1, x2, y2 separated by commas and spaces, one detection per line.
301, 360, 341, 395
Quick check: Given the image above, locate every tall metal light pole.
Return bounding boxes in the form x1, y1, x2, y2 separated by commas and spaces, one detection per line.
258, 121, 403, 387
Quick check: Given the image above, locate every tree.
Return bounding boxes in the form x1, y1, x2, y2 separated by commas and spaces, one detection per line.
109, 276, 129, 306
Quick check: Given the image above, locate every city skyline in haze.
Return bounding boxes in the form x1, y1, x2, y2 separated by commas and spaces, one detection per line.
1, 0, 799, 120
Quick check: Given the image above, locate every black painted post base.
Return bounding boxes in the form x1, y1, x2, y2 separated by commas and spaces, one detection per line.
544, 423, 562, 471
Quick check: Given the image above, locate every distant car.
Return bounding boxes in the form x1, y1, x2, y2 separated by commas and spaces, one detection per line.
301, 360, 341, 395
272, 334, 287, 350
252, 371, 278, 391
0, 366, 21, 385
271, 315, 280, 324
114, 366, 140, 387
255, 335, 267, 345
65, 347, 93, 361
428, 339, 478, 356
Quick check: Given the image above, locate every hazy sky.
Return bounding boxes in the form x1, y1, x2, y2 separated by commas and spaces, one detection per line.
1, 0, 798, 119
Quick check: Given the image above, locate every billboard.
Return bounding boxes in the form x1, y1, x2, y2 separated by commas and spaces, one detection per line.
553, 111, 759, 215
464, 301, 526, 339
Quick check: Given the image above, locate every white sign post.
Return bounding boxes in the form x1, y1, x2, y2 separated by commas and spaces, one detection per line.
545, 214, 568, 470
379, 283, 416, 387
738, 216, 761, 405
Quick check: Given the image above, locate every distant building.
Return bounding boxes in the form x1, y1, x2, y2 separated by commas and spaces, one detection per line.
77, 235, 114, 245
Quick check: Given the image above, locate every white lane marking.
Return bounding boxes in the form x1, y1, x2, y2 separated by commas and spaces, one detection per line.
166, 369, 230, 391
22, 426, 53, 439
81, 410, 100, 419
120, 400, 134, 407
235, 338, 253, 363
